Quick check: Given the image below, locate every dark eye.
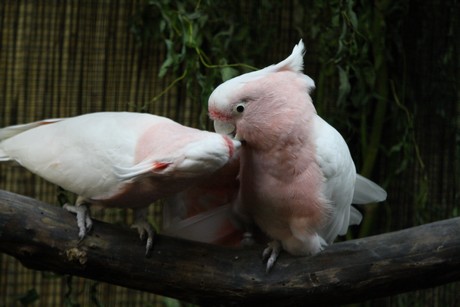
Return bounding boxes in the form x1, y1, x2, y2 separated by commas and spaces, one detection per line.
235, 104, 245, 113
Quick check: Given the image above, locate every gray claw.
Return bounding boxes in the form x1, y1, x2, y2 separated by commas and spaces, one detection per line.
132, 208, 156, 256
63, 202, 92, 239
262, 241, 282, 273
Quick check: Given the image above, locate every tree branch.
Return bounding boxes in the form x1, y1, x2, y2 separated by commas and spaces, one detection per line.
1, 189, 459, 306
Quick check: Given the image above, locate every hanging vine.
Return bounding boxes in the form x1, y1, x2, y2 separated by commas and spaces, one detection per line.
130, 0, 281, 125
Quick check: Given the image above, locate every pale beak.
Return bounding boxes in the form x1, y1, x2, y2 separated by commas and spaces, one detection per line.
234, 132, 243, 141
214, 120, 236, 137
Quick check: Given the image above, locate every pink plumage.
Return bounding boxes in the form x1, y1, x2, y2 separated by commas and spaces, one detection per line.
208, 40, 387, 271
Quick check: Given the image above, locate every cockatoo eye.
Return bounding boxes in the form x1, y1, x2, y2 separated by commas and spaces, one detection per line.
235, 103, 245, 113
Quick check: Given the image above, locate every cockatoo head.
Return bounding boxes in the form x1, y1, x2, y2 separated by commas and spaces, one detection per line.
208, 40, 315, 143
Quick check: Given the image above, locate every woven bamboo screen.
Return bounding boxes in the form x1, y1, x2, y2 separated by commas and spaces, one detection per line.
0, 1, 182, 306
1, 0, 459, 306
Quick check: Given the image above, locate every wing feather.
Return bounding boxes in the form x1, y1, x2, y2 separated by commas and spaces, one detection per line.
313, 115, 356, 242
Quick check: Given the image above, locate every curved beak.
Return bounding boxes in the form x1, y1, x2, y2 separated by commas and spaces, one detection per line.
214, 120, 245, 142
214, 120, 236, 137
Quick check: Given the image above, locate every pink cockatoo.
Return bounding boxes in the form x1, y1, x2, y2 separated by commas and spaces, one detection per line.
207, 40, 387, 271
0, 112, 240, 253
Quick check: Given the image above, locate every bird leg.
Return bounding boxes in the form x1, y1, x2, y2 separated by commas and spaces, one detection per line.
63, 196, 93, 240
262, 240, 282, 273
238, 220, 258, 247
131, 207, 156, 255
241, 231, 255, 247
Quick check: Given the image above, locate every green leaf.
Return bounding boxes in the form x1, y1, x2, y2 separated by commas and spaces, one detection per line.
347, 0, 358, 29
159, 56, 174, 78
220, 67, 238, 81
18, 288, 39, 305
337, 66, 351, 105
161, 297, 182, 307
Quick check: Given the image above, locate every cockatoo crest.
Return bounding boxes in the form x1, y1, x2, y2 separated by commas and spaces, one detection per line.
267, 39, 306, 74
211, 40, 314, 104
209, 39, 315, 137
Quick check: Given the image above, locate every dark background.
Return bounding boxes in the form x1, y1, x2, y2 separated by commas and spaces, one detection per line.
1, 0, 458, 306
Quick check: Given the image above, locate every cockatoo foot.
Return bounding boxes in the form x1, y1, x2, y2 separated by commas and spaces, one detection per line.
131, 220, 156, 256
132, 208, 156, 256
63, 203, 93, 240
262, 240, 282, 273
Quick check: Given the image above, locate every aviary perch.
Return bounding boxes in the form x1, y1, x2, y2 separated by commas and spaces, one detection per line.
0, 189, 459, 306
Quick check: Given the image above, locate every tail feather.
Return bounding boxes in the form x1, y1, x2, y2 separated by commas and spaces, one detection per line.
349, 206, 363, 225
0, 148, 9, 161
1, 119, 63, 162
162, 204, 242, 244
321, 175, 385, 243
321, 205, 363, 243
352, 174, 387, 204
0, 119, 62, 141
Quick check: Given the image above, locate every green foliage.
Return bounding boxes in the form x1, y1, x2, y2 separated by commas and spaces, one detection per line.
16, 288, 39, 306
130, 0, 282, 125
302, 0, 434, 232
64, 276, 81, 307
89, 283, 104, 307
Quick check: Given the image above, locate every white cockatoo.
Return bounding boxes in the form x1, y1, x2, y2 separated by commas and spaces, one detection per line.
0, 112, 240, 253
207, 40, 387, 271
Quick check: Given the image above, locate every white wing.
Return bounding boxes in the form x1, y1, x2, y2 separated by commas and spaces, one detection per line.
313, 115, 387, 243
162, 203, 235, 243
1, 112, 240, 201
312, 115, 357, 243
0, 112, 170, 198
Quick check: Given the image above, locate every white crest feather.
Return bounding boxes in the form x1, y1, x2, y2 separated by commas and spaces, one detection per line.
255, 39, 315, 92
208, 39, 316, 111
270, 39, 306, 73
267, 39, 315, 92
210, 39, 314, 97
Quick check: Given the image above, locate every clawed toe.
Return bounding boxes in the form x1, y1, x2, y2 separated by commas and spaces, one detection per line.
132, 208, 156, 256
63, 203, 92, 240
131, 221, 156, 256
262, 241, 282, 273
64, 202, 155, 255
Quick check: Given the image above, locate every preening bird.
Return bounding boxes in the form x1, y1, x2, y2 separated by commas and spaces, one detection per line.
208, 40, 387, 271
0, 112, 240, 253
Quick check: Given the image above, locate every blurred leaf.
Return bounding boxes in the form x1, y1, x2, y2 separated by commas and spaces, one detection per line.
346, 0, 358, 29
18, 289, 39, 306
162, 297, 182, 307
337, 66, 351, 105
90, 282, 104, 307
159, 56, 174, 78
131, 0, 274, 122
220, 67, 239, 81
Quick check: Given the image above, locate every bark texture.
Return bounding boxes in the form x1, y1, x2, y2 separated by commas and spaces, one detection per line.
1, 189, 459, 306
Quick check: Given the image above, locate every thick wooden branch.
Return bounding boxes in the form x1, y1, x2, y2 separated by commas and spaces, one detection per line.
0, 189, 459, 306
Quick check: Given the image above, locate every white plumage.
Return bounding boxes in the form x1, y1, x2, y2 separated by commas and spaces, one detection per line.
0, 112, 240, 253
